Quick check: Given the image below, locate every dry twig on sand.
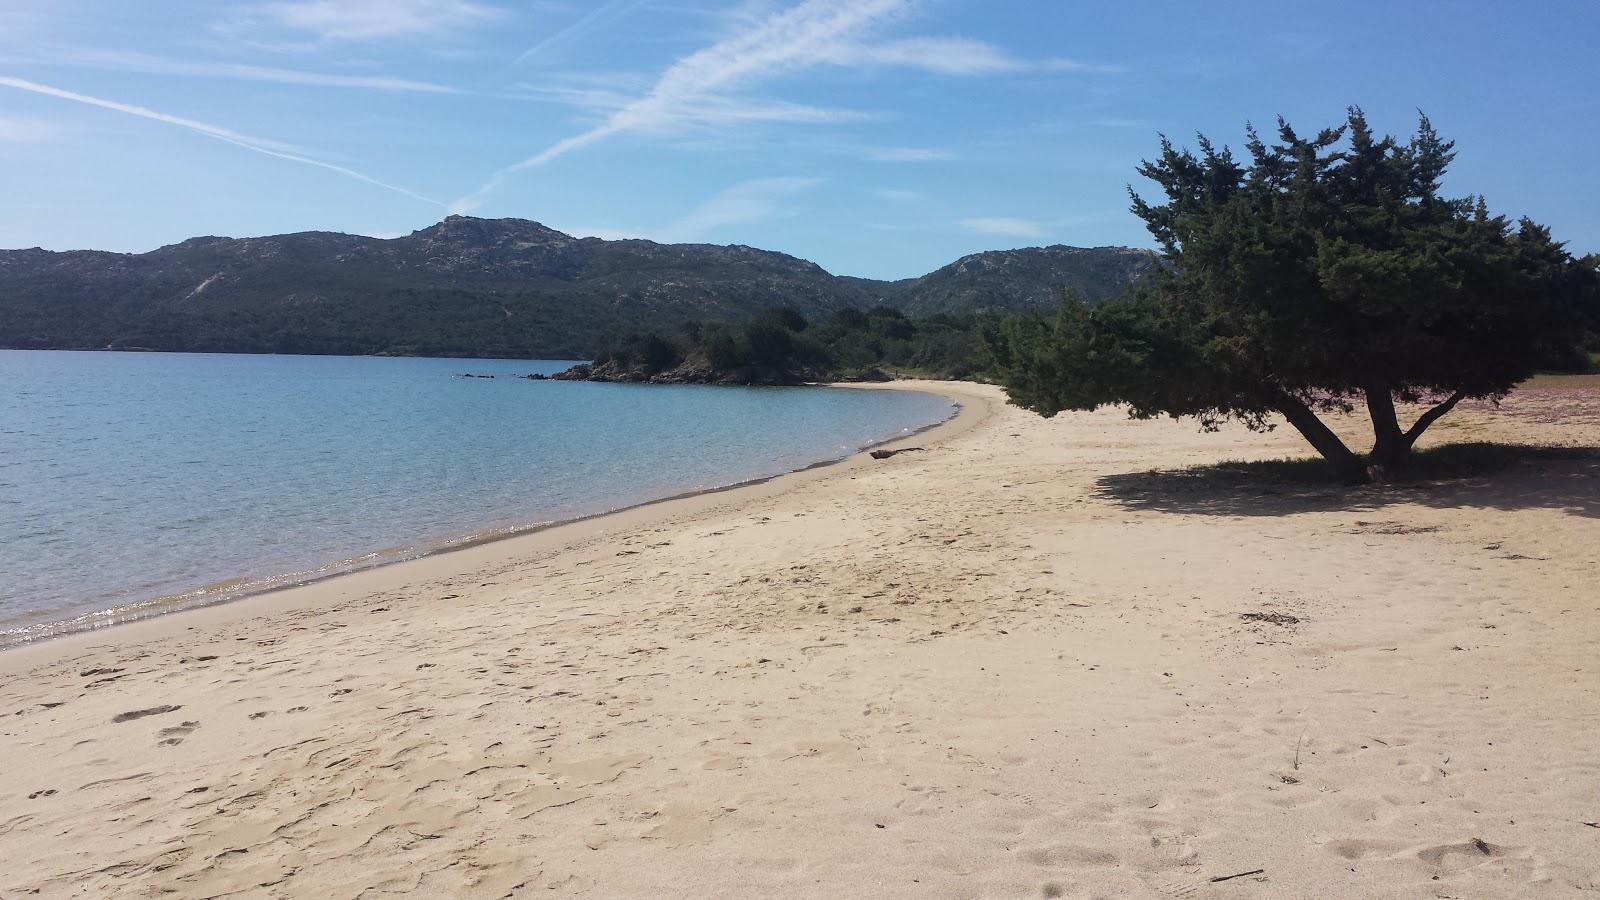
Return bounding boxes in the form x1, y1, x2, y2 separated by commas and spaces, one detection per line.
1210, 869, 1266, 883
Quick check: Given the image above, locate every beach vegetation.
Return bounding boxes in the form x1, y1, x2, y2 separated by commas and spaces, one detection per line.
986, 108, 1600, 482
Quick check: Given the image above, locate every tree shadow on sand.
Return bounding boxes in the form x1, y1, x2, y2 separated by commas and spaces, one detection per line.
1095, 443, 1600, 519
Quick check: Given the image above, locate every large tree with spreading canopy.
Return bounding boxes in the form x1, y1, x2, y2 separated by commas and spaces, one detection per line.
986, 109, 1598, 481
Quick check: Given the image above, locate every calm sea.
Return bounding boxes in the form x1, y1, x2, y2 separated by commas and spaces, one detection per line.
0, 351, 953, 646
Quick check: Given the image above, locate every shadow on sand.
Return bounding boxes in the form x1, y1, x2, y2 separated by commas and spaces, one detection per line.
1095, 443, 1600, 519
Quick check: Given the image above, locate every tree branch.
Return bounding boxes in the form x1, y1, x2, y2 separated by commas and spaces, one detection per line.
1271, 391, 1366, 481
1403, 390, 1466, 447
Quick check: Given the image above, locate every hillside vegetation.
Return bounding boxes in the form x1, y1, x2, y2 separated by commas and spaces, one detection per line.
0, 216, 1153, 359
553, 307, 990, 384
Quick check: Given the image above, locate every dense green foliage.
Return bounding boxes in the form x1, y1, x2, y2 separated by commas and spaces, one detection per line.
566, 306, 992, 384
805, 308, 992, 380
987, 109, 1600, 481
0, 217, 1151, 359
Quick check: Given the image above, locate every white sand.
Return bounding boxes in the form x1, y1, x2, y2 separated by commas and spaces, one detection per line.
2, 379, 1597, 898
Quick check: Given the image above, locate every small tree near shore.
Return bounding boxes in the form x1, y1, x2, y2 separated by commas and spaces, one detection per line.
986, 109, 1599, 482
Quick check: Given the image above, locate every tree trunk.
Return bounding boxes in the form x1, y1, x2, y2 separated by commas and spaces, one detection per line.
1364, 382, 1410, 479
1363, 386, 1468, 479
1272, 393, 1367, 483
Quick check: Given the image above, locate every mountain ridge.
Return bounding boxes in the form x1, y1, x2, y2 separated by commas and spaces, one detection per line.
0, 216, 1157, 358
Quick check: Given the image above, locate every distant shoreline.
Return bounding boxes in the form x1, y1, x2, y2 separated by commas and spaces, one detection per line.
0, 346, 592, 362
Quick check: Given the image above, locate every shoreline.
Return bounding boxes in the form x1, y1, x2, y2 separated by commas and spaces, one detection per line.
0, 380, 993, 672
2, 378, 1595, 898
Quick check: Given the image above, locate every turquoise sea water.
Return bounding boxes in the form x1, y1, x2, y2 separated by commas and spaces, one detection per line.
0, 351, 953, 646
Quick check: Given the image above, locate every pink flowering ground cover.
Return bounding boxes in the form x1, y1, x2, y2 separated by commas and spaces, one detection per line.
1461, 374, 1600, 431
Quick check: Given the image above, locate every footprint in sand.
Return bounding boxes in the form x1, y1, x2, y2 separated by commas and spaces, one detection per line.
157, 721, 200, 746
1416, 838, 1511, 870
642, 805, 719, 845
1022, 843, 1120, 868
1324, 837, 1412, 860
111, 705, 181, 723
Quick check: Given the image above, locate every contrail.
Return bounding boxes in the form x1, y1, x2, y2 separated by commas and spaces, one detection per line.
514, 0, 648, 65
0, 76, 440, 206
58, 50, 460, 94
454, 0, 909, 212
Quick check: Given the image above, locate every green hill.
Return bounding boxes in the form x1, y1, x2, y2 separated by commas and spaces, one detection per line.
881, 245, 1160, 317
0, 216, 1156, 358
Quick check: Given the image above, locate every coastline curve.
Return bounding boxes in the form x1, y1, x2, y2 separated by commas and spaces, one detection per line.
0, 380, 996, 669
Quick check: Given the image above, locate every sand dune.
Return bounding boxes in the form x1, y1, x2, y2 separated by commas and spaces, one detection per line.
2, 379, 1598, 898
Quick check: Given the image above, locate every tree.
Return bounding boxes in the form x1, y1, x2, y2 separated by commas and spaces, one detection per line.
600, 331, 682, 374
829, 307, 870, 330
986, 109, 1599, 482
702, 324, 743, 371
742, 317, 795, 368
763, 306, 810, 332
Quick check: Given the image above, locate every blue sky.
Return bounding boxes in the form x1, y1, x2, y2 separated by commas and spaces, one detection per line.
1, 0, 1596, 279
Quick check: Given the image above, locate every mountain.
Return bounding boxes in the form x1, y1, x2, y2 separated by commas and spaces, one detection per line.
881, 245, 1160, 317
0, 216, 1155, 358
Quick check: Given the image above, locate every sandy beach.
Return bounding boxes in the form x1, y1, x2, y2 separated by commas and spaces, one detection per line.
2, 378, 1598, 898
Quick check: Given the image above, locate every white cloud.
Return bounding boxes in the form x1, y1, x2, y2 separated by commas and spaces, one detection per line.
573, 176, 822, 244
809, 37, 1120, 75
235, 0, 504, 41
455, 0, 1085, 212
663, 175, 821, 241
960, 216, 1046, 238
0, 76, 439, 206
825, 37, 1016, 74
511, 83, 863, 129
1041, 57, 1125, 75
0, 115, 59, 143
866, 146, 950, 162
33, 49, 458, 94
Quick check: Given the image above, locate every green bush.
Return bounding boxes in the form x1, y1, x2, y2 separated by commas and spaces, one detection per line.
580, 303, 995, 383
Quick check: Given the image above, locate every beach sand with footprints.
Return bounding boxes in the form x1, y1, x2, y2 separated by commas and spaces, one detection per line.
2, 378, 1598, 898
